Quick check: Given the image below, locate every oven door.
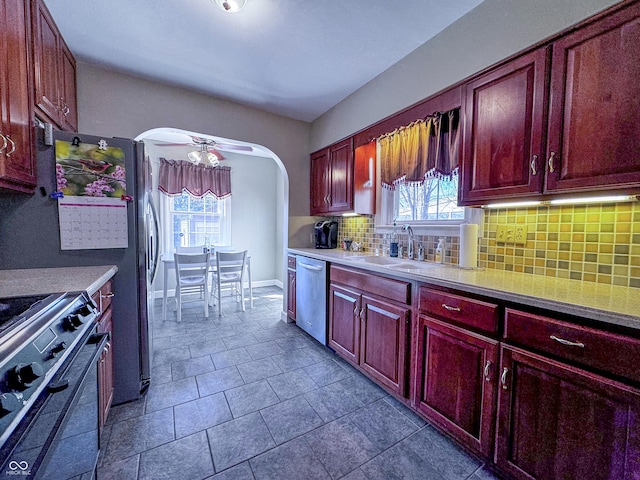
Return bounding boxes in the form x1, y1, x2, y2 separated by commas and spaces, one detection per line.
0, 331, 108, 480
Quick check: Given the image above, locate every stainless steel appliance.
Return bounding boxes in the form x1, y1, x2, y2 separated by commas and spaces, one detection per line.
0, 292, 105, 479
295, 256, 327, 345
314, 220, 338, 249
0, 127, 159, 404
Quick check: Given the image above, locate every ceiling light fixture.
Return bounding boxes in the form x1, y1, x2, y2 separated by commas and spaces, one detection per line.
188, 142, 220, 167
213, 0, 247, 13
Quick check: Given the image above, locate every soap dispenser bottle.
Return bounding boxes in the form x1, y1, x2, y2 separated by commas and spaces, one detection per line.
435, 238, 445, 263
390, 221, 399, 257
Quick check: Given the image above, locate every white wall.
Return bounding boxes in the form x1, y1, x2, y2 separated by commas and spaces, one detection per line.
310, 0, 620, 150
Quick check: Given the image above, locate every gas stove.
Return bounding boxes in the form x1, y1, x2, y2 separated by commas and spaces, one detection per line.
0, 292, 98, 449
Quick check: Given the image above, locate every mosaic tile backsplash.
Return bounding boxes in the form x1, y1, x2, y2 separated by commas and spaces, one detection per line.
335, 201, 640, 289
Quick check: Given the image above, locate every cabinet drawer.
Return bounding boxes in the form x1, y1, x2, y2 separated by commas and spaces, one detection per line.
91, 280, 114, 315
504, 309, 640, 384
419, 287, 499, 335
288, 255, 296, 269
330, 265, 410, 305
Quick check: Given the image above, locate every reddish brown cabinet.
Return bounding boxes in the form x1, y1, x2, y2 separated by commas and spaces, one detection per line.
460, 47, 549, 205
496, 344, 640, 480
0, 0, 37, 193
92, 279, 115, 431
329, 266, 411, 396
460, 1, 640, 205
287, 255, 296, 320
310, 138, 354, 215
545, 2, 640, 195
32, 0, 77, 131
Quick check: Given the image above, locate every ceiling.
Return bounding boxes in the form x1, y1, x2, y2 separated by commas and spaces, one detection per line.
45, 0, 484, 123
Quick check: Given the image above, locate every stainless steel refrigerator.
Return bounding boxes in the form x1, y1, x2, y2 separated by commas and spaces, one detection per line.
0, 126, 159, 405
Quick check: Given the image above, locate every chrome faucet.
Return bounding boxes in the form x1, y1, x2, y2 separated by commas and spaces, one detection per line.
402, 224, 415, 260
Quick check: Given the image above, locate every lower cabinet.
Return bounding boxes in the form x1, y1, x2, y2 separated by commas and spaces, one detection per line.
414, 315, 499, 457
329, 266, 411, 397
97, 307, 114, 432
496, 345, 640, 480
92, 279, 115, 431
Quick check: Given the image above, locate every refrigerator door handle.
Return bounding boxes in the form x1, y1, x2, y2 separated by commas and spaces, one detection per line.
147, 192, 161, 283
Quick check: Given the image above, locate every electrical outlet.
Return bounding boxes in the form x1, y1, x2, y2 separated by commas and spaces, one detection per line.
514, 224, 528, 245
496, 225, 508, 243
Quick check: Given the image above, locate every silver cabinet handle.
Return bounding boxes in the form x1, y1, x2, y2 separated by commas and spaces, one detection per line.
500, 367, 509, 390
548, 151, 556, 173
530, 155, 538, 176
0, 134, 6, 152
101, 292, 115, 299
5, 136, 15, 157
550, 335, 584, 348
484, 360, 492, 382
360, 307, 365, 321
441, 303, 461, 312
353, 305, 358, 318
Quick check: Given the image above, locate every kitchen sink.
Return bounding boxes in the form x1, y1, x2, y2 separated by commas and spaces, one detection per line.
351, 256, 401, 265
387, 262, 440, 271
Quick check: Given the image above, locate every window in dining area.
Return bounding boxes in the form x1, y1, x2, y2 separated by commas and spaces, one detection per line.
164, 191, 231, 250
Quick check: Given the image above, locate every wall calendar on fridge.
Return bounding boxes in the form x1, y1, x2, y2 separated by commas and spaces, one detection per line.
55, 139, 129, 249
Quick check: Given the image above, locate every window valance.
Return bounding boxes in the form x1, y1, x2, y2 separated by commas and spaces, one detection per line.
378, 109, 460, 189
158, 158, 232, 198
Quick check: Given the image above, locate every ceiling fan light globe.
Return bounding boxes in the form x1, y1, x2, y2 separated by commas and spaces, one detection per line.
213, 0, 246, 13
187, 150, 203, 165
205, 152, 220, 167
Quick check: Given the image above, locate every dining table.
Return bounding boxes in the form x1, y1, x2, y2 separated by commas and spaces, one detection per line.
161, 251, 253, 320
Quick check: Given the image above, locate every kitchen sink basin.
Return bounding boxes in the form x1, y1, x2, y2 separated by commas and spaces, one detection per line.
351, 256, 401, 265
387, 262, 440, 271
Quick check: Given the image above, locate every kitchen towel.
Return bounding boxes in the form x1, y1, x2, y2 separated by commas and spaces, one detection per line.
459, 223, 478, 269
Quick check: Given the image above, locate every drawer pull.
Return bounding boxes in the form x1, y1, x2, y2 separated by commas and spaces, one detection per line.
441, 303, 461, 312
500, 367, 509, 390
101, 292, 115, 299
550, 335, 584, 348
484, 360, 492, 382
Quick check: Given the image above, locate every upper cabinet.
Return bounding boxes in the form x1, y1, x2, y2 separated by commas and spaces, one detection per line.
545, 2, 640, 194
460, 1, 640, 205
460, 48, 549, 205
310, 137, 376, 216
32, 0, 78, 132
0, 0, 37, 193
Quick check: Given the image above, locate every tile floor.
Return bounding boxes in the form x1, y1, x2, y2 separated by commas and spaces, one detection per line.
97, 286, 501, 480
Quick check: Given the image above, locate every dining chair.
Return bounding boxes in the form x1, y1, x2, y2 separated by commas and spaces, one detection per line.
174, 251, 210, 322
211, 250, 248, 316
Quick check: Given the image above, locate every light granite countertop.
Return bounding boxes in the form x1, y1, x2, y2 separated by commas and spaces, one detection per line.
0, 265, 118, 298
289, 248, 640, 332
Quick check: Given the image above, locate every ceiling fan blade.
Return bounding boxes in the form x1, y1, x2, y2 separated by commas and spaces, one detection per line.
154, 142, 193, 147
210, 149, 225, 160
215, 143, 253, 152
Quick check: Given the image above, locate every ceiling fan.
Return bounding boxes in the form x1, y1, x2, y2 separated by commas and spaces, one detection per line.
150, 132, 254, 166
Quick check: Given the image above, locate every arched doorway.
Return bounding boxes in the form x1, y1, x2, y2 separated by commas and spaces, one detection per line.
135, 127, 291, 320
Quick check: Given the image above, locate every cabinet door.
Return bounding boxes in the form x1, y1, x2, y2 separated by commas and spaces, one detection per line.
328, 284, 360, 365
545, 3, 640, 194
287, 268, 296, 320
59, 40, 77, 132
360, 295, 410, 396
327, 138, 353, 213
310, 149, 330, 215
459, 48, 549, 205
97, 307, 114, 430
32, 0, 61, 125
414, 316, 498, 457
0, 0, 36, 192
496, 345, 640, 480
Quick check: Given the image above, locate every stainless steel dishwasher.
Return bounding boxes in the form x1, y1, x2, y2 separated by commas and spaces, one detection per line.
295, 256, 328, 345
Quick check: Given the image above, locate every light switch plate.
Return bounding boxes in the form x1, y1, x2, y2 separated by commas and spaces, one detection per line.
496, 225, 508, 243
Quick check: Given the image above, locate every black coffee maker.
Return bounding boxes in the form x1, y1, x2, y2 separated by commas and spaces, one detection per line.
314, 220, 338, 249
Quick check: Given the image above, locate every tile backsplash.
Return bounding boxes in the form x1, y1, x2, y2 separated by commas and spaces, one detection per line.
335, 201, 640, 288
